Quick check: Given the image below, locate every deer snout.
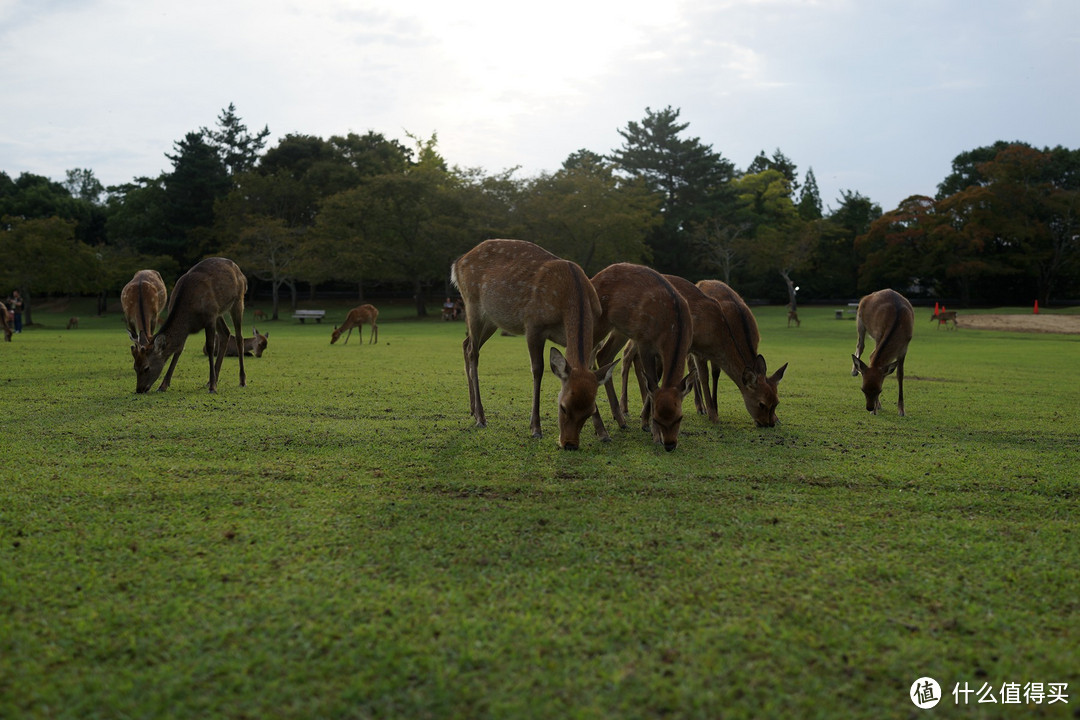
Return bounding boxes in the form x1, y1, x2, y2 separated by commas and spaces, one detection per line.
561, 441, 580, 451
663, 441, 677, 452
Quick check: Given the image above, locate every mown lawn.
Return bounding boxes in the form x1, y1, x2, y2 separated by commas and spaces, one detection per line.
0, 301, 1077, 719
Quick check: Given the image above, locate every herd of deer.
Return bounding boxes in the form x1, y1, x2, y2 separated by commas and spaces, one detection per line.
118, 242, 914, 450
452, 239, 914, 451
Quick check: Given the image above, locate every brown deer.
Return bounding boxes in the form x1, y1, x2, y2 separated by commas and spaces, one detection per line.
203, 328, 269, 357
0, 302, 11, 342
787, 309, 800, 327
253, 309, 267, 321
931, 309, 958, 330
130, 257, 247, 394
851, 289, 914, 415
121, 269, 168, 346
451, 239, 617, 450
591, 263, 696, 451
331, 304, 379, 345
694, 279, 788, 427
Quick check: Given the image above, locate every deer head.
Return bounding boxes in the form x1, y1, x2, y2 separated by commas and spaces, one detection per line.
852, 355, 898, 414
645, 367, 697, 451
549, 347, 618, 450
740, 355, 788, 427
131, 334, 170, 393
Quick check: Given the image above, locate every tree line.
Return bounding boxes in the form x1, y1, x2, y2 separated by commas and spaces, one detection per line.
3, 103, 1078, 324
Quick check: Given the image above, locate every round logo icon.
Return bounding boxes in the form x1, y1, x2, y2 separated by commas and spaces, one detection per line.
911, 677, 942, 709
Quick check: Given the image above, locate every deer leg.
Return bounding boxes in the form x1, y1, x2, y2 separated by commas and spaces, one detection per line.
158, 351, 182, 392
207, 326, 222, 393
525, 331, 548, 439
463, 323, 497, 428
896, 355, 906, 417
593, 332, 628, 429
691, 354, 707, 416
852, 320, 867, 376
344, 326, 353, 345
232, 309, 246, 388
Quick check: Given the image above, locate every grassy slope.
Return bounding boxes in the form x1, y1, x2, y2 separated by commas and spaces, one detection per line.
0, 302, 1077, 718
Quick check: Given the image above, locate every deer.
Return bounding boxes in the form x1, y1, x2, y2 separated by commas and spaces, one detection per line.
931, 309, 958, 330
787, 309, 800, 327
693, 280, 788, 428
121, 269, 168, 347
203, 328, 269, 357
253, 309, 267, 321
330, 304, 379, 345
591, 263, 697, 452
66, 317, 79, 330
0, 302, 11, 342
130, 257, 247, 394
450, 238, 618, 450
851, 288, 914, 416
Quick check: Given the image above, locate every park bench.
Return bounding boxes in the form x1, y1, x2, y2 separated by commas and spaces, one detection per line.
292, 309, 326, 323
835, 302, 859, 320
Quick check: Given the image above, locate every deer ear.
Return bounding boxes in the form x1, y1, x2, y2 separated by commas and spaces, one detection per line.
884, 360, 900, 376
130, 344, 138, 359
594, 358, 619, 385
852, 355, 868, 375
769, 362, 788, 385
549, 347, 570, 380
754, 354, 768, 376
742, 366, 759, 390
679, 367, 698, 398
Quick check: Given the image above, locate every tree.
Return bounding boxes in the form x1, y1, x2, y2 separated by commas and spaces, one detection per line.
855, 195, 936, 294
808, 190, 881, 299
63, 168, 105, 205
731, 170, 814, 308
747, 149, 800, 192
221, 216, 303, 319
160, 132, 232, 265
202, 103, 271, 177
610, 106, 735, 276
797, 167, 823, 220
0, 215, 98, 325
516, 152, 659, 274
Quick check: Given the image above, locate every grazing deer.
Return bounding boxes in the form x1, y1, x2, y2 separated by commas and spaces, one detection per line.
851, 289, 914, 415
66, 316, 79, 329
331, 304, 379, 345
203, 328, 269, 357
0, 302, 11, 342
787, 309, 800, 327
694, 280, 788, 428
253, 309, 267, 321
931, 309, 958, 330
591, 263, 696, 451
451, 239, 617, 450
130, 257, 247, 394
121, 269, 168, 346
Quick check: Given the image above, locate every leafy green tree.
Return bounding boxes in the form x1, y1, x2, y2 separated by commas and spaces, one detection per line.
0, 215, 98, 325
517, 152, 659, 274
0, 171, 107, 247
610, 106, 735, 275
855, 195, 935, 294
63, 169, 105, 205
747, 149, 800, 192
202, 103, 271, 177
731, 170, 813, 308
797, 167, 823, 220
808, 190, 881, 299
221, 216, 303, 319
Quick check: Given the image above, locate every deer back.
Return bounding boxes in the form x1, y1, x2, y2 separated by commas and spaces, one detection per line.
121, 269, 168, 344
452, 239, 606, 448
858, 289, 914, 370
592, 263, 695, 449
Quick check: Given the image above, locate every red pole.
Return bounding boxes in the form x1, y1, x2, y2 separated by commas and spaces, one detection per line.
1034, 300, 1039, 314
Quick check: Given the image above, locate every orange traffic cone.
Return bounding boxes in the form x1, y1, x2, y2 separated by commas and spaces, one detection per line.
1034, 300, 1039, 314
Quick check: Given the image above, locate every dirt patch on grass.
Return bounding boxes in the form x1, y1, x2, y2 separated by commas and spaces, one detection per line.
954, 313, 1080, 334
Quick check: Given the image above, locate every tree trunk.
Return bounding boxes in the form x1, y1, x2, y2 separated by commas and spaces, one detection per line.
357, 279, 365, 302
780, 270, 797, 312
413, 277, 427, 317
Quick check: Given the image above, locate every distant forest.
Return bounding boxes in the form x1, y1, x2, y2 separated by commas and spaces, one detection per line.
3, 103, 1078, 321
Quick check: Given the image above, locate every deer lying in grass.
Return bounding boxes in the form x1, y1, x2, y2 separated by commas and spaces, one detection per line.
591, 263, 696, 452
203, 328, 268, 358
0, 302, 11, 342
852, 289, 914, 415
130, 257, 247, 394
121, 269, 168, 346
693, 280, 788, 427
931, 309, 958, 330
451, 239, 617, 450
331, 304, 379, 345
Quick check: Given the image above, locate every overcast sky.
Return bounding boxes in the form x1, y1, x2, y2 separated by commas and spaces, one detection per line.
2, 0, 1077, 212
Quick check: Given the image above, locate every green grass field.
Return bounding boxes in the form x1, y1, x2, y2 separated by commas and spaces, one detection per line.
1, 300, 1077, 718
